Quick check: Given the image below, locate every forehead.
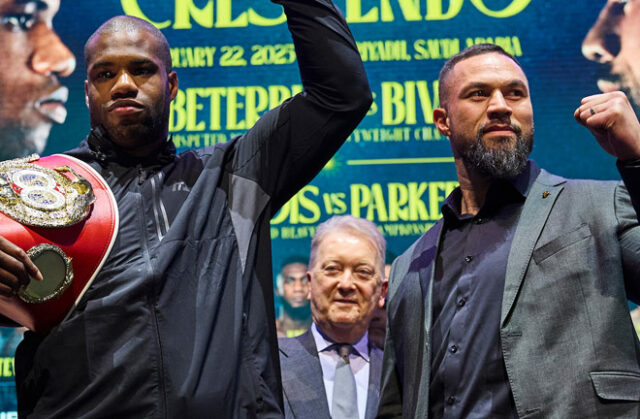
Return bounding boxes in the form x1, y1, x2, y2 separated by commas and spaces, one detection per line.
449, 53, 528, 91
282, 263, 307, 277
86, 28, 163, 68
316, 230, 378, 261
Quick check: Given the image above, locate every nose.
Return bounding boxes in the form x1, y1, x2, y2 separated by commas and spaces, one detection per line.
30, 23, 76, 77
292, 278, 306, 292
582, 3, 622, 64
336, 271, 356, 293
111, 71, 138, 99
487, 90, 512, 118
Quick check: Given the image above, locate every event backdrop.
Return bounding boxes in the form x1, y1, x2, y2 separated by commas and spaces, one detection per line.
0, 0, 625, 416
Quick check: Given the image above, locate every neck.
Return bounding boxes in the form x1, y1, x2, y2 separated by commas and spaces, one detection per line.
317, 322, 367, 345
454, 157, 490, 216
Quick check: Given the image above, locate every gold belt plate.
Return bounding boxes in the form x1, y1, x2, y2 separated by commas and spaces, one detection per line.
0, 155, 96, 227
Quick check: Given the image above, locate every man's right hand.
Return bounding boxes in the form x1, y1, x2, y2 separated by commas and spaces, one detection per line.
0, 236, 43, 297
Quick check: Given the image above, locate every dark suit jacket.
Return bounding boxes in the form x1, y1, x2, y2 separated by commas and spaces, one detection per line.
378, 168, 640, 419
279, 329, 383, 419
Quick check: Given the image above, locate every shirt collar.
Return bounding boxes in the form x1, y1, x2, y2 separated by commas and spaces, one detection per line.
311, 323, 370, 362
442, 160, 540, 224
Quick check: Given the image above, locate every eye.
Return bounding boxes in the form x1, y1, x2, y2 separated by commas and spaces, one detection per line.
355, 267, 374, 279
506, 89, 525, 99
323, 265, 341, 275
132, 67, 154, 76
96, 71, 114, 80
1, 13, 36, 32
468, 90, 487, 99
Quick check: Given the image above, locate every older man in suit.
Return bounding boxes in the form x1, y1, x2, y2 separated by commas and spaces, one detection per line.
279, 215, 387, 419
378, 44, 640, 418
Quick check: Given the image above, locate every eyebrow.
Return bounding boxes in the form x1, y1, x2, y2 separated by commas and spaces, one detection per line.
90, 58, 157, 69
461, 80, 528, 93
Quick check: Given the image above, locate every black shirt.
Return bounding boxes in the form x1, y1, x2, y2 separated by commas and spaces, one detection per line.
429, 161, 540, 418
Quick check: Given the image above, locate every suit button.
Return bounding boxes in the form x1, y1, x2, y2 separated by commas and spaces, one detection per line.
464, 255, 473, 263
457, 298, 466, 307
450, 345, 458, 353
447, 396, 455, 405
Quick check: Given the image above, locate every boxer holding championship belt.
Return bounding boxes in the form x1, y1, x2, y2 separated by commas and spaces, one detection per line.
0, 154, 118, 332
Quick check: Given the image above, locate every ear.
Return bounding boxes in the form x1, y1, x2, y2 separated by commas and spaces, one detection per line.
433, 107, 451, 137
378, 279, 388, 309
84, 80, 90, 108
306, 272, 312, 302
168, 71, 178, 101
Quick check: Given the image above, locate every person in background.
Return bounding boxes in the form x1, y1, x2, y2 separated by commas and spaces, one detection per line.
276, 257, 312, 338
279, 215, 387, 419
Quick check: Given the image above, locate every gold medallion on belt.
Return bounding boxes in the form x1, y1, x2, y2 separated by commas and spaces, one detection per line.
0, 154, 96, 228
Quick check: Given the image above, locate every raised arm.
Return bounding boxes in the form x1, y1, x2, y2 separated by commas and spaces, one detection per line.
228, 0, 372, 213
575, 91, 640, 301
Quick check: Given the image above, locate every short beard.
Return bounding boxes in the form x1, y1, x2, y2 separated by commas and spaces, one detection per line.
105, 111, 166, 148
462, 123, 533, 179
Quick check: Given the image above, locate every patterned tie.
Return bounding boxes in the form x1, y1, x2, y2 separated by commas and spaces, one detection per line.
331, 344, 359, 419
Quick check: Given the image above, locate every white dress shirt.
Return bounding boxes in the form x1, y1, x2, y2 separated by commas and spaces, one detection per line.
311, 323, 371, 419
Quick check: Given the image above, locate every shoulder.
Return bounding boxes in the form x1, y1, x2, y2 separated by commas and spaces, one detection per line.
536, 168, 619, 192
388, 220, 443, 297
279, 330, 314, 359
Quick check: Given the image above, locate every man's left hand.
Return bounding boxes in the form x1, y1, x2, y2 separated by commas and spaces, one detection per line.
575, 91, 640, 161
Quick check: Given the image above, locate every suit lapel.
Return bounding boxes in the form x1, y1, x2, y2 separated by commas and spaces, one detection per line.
501, 170, 566, 326
280, 331, 331, 418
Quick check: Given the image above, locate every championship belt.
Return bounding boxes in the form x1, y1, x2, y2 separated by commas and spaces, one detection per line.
0, 154, 118, 332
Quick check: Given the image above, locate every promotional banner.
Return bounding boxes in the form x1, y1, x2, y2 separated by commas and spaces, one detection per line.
0, 0, 636, 414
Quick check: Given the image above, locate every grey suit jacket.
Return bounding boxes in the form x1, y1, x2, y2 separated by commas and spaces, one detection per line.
279, 329, 383, 419
378, 168, 640, 419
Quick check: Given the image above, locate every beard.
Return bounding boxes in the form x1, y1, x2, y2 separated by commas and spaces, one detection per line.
460, 121, 533, 179
89, 98, 170, 154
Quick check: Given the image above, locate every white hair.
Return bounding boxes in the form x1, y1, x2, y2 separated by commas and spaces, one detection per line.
309, 215, 386, 277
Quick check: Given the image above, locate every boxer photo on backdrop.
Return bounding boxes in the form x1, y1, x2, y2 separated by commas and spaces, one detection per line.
0, 0, 75, 161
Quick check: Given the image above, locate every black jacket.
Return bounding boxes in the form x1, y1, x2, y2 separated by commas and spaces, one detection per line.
15, 0, 371, 416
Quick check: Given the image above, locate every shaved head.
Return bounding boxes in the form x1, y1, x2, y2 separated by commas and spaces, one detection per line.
84, 16, 172, 73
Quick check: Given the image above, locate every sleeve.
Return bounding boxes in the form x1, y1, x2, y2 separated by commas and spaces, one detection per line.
227, 0, 372, 214
615, 160, 640, 303
376, 259, 404, 418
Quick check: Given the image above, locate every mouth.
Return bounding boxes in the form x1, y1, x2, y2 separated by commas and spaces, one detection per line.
35, 86, 69, 124
108, 99, 144, 115
333, 298, 357, 305
482, 124, 516, 137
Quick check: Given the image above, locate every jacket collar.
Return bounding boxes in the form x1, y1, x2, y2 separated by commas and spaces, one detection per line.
84, 125, 176, 168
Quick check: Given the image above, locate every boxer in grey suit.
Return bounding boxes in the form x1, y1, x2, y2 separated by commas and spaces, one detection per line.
378, 44, 640, 418
279, 216, 387, 419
